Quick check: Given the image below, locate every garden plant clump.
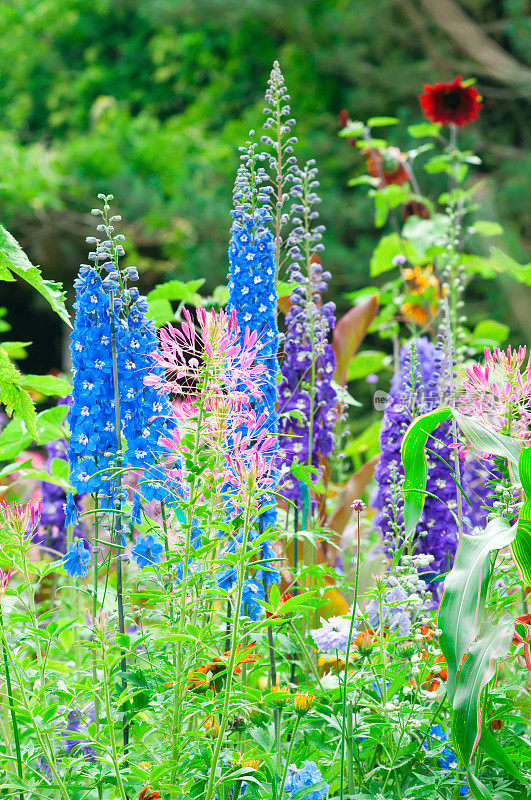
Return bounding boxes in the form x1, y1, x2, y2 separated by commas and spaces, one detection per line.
0, 62, 530, 800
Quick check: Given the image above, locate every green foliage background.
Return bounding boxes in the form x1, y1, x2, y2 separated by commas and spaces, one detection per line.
0, 0, 529, 370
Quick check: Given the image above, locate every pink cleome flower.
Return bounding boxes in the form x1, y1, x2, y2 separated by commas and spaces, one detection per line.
458, 345, 531, 440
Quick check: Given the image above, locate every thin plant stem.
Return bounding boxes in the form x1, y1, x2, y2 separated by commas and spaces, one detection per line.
277, 715, 301, 798
339, 508, 363, 800
204, 493, 255, 800
0, 607, 24, 800
109, 289, 129, 753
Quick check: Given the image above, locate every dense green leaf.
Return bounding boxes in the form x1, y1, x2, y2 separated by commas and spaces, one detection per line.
452, 619, 514, 764
407, 122, 441, 138
453, 410, 521, 476
0, 346, 37, 438
370, 233, 418, 277
367, 116, 398, 126
0, 225, 70, 326
20, 373, 71, 397
0, 417, 32, 460
147, 298, 174, 327
147, 278, 205, 303
401, 213, 450, 256
471, 220, 503, 237
1, 340, 31, 359
438, 517, 516, 702
346, 350, 388, 381
469, 319, 509, 349
35, 404, 69, 444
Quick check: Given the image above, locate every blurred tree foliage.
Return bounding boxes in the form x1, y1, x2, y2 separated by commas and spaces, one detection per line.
0, 0, 529, 370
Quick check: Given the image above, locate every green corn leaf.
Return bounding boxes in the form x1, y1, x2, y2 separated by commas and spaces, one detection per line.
453, 410, 521, 476
452, 618, 529, 795
402, 409, 523, 540
0, 225, 71, 327
438, 516, 516, 702
513, 445, 531, 583
401, 407, 453, 538
452, 618, 513, 764
466, 770, 493, 800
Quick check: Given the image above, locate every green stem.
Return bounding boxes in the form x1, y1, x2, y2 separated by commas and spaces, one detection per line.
204, 495, 254, 800
339, 510, 362, 800
277, 716, 301, 798
0, 607, 24, 800
102, 657, 128, 800
109, 289, 129, 754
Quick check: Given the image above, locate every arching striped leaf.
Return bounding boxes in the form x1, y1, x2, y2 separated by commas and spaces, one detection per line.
438, 517, 516, 702
513, 445, 531, 583
401, 407, 453, 538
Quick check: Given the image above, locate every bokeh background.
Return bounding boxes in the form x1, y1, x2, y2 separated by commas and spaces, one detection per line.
1, 0, 529, 374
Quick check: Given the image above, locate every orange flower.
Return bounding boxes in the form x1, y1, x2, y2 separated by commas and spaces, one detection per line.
362, 146, 409, 188
186, 642, 261, 692
424, 655, 448, 692
400, 265, 444, 325
139, 788, 161, 800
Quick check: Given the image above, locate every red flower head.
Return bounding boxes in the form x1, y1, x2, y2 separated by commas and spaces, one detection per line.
419, 75, 482, 127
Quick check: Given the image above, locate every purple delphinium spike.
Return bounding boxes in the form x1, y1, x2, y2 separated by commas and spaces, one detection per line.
372, 338, 492, 578
277, 160, 338, 507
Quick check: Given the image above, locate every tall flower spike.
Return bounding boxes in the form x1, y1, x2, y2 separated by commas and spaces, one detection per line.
372, 338, 492, 580
278, 160, 337, 508
68, 196, 178, 510
261, 60, 298, 278
227, 135, 279, 526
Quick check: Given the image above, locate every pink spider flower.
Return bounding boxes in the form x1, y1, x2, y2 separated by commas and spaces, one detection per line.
0, 568, 11, 600
458, 345, 531, 440
146, 307, 267, 399
0, 498, 41, 541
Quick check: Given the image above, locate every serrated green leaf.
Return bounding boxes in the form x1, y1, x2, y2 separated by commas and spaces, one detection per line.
0, 347, 37, 438
0, 225, 70, 326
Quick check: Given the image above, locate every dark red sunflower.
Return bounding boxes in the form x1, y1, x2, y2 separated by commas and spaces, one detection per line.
419, 75, 482, 127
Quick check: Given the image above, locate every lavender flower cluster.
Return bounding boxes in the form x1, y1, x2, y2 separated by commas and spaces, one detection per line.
34, 432, 86, 556
277, 161, 338, 507
373, 337, 491, 576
